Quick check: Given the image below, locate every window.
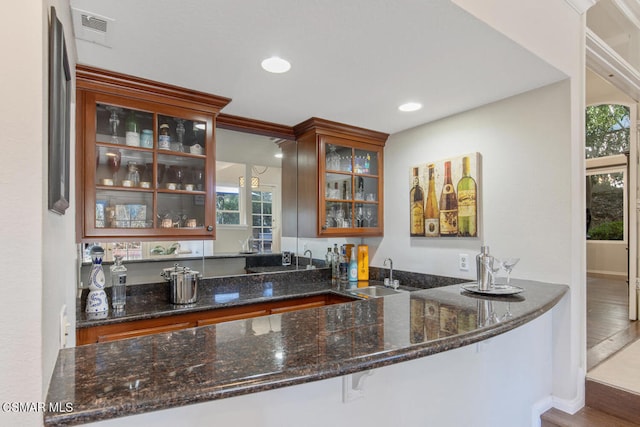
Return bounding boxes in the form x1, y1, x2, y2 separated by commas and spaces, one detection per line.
251, 189, 273, 252
585, 104, 630, 241
586, 169, 625, 240
585, 104, 630, 159
216, 186, 240, 225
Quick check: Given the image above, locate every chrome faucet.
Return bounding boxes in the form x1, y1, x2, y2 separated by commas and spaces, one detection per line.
304, 249, 315, 269
383, 258, 395, 288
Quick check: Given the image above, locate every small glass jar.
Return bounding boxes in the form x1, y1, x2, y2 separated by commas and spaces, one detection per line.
126, 162, 140, 187
140, 129, 153, 148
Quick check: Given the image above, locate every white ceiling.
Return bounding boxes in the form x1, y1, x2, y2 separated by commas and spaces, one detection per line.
70, 0, 566, 135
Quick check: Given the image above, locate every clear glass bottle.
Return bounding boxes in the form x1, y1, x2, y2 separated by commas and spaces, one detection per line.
326, 144, 340, 170
325, 247, 333, 268
331, 244, 340, 283
110, 255, 127, 310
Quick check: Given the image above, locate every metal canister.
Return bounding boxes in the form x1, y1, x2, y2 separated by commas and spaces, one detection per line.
161, 264, 200, 304
476, 246, 491, 291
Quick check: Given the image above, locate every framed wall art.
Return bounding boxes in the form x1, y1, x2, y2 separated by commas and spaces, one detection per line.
409, 152, 481, 238
48, 6, 71, 215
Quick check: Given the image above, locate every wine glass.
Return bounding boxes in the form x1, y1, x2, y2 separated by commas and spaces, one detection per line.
501, 258, 520, 286
364, 207, 374, 227
193, 168, 204, 191
106, 106, 122, 144
106, 150, 121, 183
355, 206, 364, 227
335, 207, 345, 228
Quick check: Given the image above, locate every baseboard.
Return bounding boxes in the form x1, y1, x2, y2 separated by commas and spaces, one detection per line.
532, 368, 586, 426
531, 395, 553, 427
587, 271, 627, 280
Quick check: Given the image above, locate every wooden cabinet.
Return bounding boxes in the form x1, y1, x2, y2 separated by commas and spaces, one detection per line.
286, 118, 388, 238
77, 293, 355, 345
75, 65, 230, 241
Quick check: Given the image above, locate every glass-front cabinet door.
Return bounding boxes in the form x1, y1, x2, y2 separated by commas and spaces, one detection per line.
319, 136, 382, 236
83, 93, 215, 239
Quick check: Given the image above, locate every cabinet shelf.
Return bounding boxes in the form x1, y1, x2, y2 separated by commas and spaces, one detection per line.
77, 65, 230, 241
285, 117, 388, 238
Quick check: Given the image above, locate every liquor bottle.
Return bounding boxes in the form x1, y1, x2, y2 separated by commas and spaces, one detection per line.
110, 255, 127, 310
125, 110, 140, 147
424, 163, 439, 237
339, 245, 349, 283
457, 156, 477, 237
325, 247, 333, 269
348, 247, 358, 282
357, 244, 369, 281
439, 161, 458, 236
331, 244, 340, 283
409, 167, 425, 236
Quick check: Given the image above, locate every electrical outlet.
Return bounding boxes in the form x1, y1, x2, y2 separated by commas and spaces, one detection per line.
459, 254, 470, 271
59, 305, 69, 348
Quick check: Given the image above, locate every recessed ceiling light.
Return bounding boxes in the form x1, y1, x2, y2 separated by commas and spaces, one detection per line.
261, 56, 291, 74
274, 153, 284, 159
398, 102, 422, 112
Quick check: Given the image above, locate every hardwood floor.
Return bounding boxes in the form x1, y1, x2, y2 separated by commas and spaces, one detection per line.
540, 276, 639, 426
586, 276, 638, 370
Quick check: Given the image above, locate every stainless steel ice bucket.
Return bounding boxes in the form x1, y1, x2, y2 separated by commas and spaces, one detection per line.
161, 264, 200, 304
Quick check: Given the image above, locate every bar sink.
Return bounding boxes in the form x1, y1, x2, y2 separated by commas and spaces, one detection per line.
348, 286, 402, 298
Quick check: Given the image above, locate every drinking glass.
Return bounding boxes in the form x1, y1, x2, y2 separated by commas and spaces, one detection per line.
107, 150, 121, 183
501, 258, 520, 286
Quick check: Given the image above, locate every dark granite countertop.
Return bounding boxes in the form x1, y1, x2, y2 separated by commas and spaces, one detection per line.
76, 268, 337, 328
47, 277, 568, 426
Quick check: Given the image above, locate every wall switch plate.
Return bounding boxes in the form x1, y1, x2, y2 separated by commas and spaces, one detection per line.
459, 254, 470, 271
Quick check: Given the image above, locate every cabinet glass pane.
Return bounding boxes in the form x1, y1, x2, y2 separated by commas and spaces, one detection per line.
157, 153, 206, 191
96, 190, 153, 229
96, 146, 154, 188
325, 173, 351, 200
157, 193, 205, 229
325, 202, 352, 229
325, 144, 352, 172
158, 114, 206, 154
96, 104, 153, 147
353, 176, 378, 202
354, 149, 378, 176
355, 203, 378, 228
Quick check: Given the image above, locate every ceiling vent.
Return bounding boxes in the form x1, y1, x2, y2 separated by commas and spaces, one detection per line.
71, 8, 115, 48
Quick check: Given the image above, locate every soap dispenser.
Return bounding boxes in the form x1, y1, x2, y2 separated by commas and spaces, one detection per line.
86, 246, 109, 317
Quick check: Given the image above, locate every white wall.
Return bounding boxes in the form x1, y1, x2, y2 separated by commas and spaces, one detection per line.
447, 0, 586, 411
0, 2, 77, 426
0, 3, 46, 426
373, 81, 572, 282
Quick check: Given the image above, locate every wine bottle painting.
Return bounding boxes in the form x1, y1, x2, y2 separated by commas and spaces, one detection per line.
408, 152, 481, 238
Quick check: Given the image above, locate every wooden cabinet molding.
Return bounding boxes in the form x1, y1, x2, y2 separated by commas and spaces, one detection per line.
77, 293, 355, 345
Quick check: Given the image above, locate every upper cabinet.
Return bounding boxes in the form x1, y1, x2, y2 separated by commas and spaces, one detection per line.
288, 118, 388, 238
75, 65, 230, 241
